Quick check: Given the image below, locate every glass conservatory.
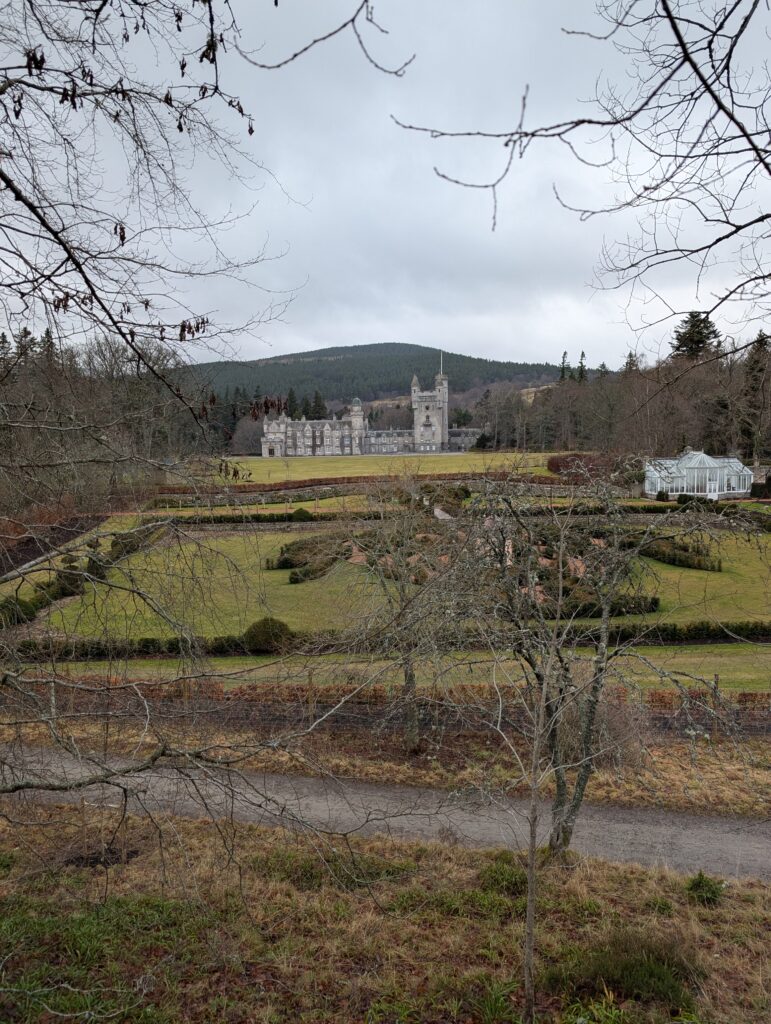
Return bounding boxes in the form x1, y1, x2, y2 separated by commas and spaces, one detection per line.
643, 449, 753, 500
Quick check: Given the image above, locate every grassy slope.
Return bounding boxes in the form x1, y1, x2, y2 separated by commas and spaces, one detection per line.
0, 814, 767, 1023
48, 529, 771, 641
641, 534, 770, 624
48, 532, 379, 638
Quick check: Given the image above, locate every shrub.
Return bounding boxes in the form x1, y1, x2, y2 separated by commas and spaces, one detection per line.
477, 851, 527, 897
544, 925, 699, 1013
656, 490, 670, 503
256, 847, 412, 891
109, 521, 164, 562
685, 870, 724, 906
0, 596, 38, 627
675, 493, 709, 509
291, 506, 314, 522
643, 538, 721, 572
241, 616, 293, 654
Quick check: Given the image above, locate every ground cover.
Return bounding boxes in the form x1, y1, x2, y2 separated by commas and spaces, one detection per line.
43, 643, 771, 691
220, 450, 554, 484
0, 811, 766, 1022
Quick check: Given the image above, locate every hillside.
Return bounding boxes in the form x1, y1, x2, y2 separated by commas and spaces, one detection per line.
182, 343, 560, 402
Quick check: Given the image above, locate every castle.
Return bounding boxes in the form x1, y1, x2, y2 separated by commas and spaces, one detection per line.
261, 372, 480, 457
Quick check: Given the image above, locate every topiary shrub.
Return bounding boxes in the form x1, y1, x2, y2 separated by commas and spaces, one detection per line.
241, 616, 294, 654
656, 490, 670, 502
291, 506, 314, 522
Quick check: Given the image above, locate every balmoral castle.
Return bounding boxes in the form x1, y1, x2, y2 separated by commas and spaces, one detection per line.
261, 373, 480, 457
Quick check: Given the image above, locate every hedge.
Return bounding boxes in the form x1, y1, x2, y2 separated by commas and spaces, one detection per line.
11, 616, 771, 662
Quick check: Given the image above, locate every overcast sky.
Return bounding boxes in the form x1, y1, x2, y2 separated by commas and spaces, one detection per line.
182, 2, 715, 369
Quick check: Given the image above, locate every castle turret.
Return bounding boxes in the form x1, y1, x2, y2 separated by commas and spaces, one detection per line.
411, 371, 449, 451
350, 397, 365, 454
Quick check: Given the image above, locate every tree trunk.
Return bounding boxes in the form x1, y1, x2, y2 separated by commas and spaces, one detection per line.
402, 656, 420, 754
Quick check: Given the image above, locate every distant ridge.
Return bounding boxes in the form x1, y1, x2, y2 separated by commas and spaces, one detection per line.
181, 343, 561, 402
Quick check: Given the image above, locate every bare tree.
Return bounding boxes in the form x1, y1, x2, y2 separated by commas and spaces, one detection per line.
398, 1, 771, 346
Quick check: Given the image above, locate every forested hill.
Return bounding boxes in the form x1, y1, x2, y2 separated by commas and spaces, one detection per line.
182, 343, 561, 402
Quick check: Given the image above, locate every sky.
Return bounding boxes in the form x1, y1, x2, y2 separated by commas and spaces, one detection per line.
177, 2, 723, 370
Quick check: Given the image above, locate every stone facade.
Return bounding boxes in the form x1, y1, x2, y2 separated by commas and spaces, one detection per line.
261, 373, 479, 458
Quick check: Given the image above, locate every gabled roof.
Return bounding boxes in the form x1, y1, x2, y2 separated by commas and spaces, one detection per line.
646, 449, 751, 476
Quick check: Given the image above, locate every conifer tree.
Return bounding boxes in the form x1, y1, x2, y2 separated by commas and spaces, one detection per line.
311, 390, 327, 419
622, 351, 640, 373
671, 311, 721, 358
14, 327, 36, 364
40, 328, 56, 369
300, 394, 312, 418
286, 387, 299, 419
577, 351, 587, 382
559, 351, 569, 381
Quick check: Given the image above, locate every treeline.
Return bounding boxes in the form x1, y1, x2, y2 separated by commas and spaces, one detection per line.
0, 330, 207, 521
474, 314, 770, 462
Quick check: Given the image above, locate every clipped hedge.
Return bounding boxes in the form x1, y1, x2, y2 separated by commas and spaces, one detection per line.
643, 538, 722, 572
241, 617, 294, 654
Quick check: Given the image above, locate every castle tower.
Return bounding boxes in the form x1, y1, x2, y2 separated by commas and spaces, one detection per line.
350, 397, 366, 454
411, 371, 449, 452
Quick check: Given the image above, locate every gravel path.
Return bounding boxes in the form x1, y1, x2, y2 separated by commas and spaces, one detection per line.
12, 747, 770, 879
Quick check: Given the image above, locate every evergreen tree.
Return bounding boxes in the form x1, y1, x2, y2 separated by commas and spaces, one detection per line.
577, 351, 587, 383
597, 362, 610, 377
559, 351, 570, 382
40, 328, 56, 368
622, 351, 640, 373
310, 389, 327, 419
286, 387, 299, 419
739, 330, 770, 464
300, 394, 312, 418
671, 311, 721, 358
14, 327, 36, 363
0, 332, 10, 366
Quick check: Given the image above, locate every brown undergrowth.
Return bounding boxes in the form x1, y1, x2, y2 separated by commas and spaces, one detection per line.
5, 716, 770, 818
0, 808, 767, 1023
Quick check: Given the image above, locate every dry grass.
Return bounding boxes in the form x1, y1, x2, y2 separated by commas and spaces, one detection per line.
7, 710, 770, 819
0, 808, 767, 1023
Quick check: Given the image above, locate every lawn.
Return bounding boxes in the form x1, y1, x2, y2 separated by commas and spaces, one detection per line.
0, 812, 767, 1023
45, 525, 771, 643
44, 643, 770, 691
639, 534, 770, 625
220, 450, 554, 484
42, 527, 771, 643
48, 530, 381, 639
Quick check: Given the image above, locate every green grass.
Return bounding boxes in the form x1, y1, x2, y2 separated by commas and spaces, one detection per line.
34, 525, 771, 646
40, 643, 770, 691
220, 451, 554, 485
638, 534, 770, 624
48, 531, 380, 639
